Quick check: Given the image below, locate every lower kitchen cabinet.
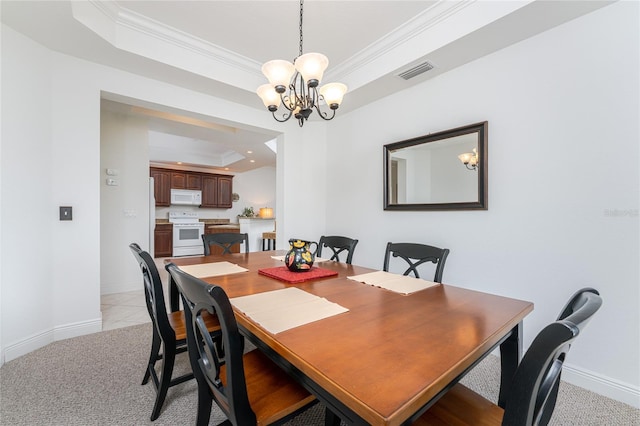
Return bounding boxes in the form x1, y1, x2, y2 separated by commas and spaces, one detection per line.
154, 223, 173, 257
204, 225, 240, 255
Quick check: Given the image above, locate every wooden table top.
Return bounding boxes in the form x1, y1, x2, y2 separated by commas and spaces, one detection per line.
166, 251, 533, 426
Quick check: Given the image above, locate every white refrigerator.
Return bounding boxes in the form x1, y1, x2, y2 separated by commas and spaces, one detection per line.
149, 177, 155, 255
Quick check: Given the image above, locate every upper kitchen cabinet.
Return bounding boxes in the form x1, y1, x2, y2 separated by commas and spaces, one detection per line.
201, 175, 233, 208
217, 176, 233, 208
201, 175, 218, 208
151, 167, 233, 209
150, 167, 171, 207
171, 171, 202, 190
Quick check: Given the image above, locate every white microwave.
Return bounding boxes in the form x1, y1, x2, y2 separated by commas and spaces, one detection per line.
170, 189, 202, 206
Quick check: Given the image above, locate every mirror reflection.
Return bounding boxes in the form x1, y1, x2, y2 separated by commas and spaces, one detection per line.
384, 121, 487, 210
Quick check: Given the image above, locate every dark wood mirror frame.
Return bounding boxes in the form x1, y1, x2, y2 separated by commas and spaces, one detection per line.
383, 121, 488, 211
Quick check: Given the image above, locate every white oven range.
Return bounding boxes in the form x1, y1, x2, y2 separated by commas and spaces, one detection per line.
168, 211, 204, 256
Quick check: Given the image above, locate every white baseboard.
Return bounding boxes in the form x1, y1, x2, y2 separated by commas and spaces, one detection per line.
563, 363, 640, 409
3, 328, 54, 363
2, 317, 103, 363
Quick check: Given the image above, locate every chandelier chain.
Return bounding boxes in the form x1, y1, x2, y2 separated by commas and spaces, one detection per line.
298, 0, 304, 57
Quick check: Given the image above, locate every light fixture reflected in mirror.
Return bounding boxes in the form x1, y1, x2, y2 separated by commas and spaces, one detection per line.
458, 148, 478, 171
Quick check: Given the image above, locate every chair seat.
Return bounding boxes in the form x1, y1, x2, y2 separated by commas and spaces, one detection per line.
413, 383, 504, 426
262, 231, 276, 239
220, 349, 315, 425
167, 310, 220, 341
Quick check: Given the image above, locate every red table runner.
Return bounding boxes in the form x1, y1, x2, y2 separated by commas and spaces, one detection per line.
258, 266, 338, 284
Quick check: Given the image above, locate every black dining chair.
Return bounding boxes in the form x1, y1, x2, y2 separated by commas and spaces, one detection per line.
166, 263, 316, 426
383, 242, 450, 282
202, 232, 249, 255
317, 235, 359, 264
413, 288, 603, 426
129, 243, 221, 421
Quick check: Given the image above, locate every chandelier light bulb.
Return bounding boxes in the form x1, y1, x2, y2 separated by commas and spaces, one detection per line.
319, 83, 348, 109
256, 84, 281, 111
261, 60, 295, 93
294, 53, 328, 87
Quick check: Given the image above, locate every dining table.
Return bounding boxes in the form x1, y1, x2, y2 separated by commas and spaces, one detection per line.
165, 251, 533, 426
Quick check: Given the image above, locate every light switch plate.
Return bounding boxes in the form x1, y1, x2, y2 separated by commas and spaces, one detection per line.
60, 206, 72, 221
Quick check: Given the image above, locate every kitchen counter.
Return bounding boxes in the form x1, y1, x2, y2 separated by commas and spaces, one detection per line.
239, 217, 276, 252
200, 218, 232, 225
206, 224, 240, 230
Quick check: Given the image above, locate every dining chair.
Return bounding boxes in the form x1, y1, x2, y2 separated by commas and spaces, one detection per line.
317, 235, 359, 264
166, 263, 316, 426
413, 288, 602, 426
129, 243, 221, 421
383, 242, 450, 282
202, 232, 249, 255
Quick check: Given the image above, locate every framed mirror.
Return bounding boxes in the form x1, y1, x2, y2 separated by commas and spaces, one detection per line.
384, 121, 488, 211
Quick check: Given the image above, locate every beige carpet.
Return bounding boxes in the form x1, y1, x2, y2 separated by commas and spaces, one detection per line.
0, 323, 637, 425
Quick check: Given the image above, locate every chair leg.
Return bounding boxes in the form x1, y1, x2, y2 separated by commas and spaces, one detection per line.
196, 384, 214, 426
150, 345, 175, 421
142, 328, 161, 385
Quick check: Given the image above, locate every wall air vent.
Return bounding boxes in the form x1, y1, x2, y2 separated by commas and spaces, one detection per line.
397, 61, 435, 80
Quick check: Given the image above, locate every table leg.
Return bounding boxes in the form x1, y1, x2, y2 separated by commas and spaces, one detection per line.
498, 321, 522, 408
324, 407, 341, 426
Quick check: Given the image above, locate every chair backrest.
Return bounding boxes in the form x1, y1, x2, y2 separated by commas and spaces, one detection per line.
383, 242, 450, 281
166, 263, 256, 425
502, 288, 602, 426
129, 243, 175, 344
317, 235, 359, 264
202, 232, 249, 255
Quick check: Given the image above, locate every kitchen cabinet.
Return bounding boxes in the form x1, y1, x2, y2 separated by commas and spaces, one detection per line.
171, 171, 201, 190
201, 176, 218, 208
150, 168, 171, 207
217, 176, 233, 208
204, 225, 240, 254
154, 223, 173, 257
201, 175, 234, 208
150, 167, 233, 208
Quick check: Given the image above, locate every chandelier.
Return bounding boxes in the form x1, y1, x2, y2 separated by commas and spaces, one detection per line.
256, 0, 347, 127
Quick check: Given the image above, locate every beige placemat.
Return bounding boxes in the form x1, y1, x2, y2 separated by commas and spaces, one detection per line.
271, 255, 332, 263
347, 270, 439, 295
178, 261, 248, 278
230, 287, 348, 334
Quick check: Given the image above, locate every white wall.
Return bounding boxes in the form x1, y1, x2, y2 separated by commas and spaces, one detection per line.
228, 166, 276, 221
326, 1, 639, 406
1, 24, 55, 361
100, 110, 150, 295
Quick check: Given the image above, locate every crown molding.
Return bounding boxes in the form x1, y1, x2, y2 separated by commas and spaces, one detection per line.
326, 0, 533, 90
72, 0, 263, 90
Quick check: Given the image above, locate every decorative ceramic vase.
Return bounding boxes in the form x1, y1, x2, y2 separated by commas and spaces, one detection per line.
285, 239, 318, 272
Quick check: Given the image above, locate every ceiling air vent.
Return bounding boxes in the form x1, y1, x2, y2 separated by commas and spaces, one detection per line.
397, 61, 435, 80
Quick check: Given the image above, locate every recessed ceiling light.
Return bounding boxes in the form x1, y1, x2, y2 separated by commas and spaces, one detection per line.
247, 150, 253, 154
177, 162, 182, 165
250, 160, 255, 163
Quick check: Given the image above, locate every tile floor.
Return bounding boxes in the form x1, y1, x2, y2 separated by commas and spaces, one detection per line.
101, 258, 169, 331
